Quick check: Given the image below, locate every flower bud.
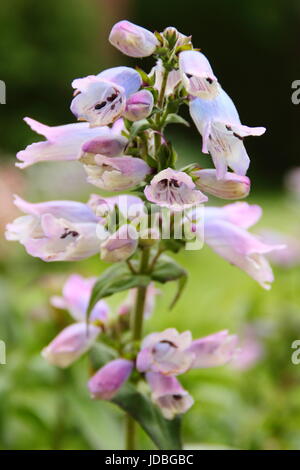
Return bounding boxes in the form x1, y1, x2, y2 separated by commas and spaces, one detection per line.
123, 90, 154, 121
88, 359, 133, 400
193, 169, 250, 200
146, 372, 194, 420
42, 323, 100, 368
101, 224, 138, 263
109, 20, 159, 58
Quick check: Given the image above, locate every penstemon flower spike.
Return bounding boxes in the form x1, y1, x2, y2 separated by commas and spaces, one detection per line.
6, 20, 284, 450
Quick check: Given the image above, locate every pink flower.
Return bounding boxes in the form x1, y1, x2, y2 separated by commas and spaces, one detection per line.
100, 224, 138, 263
179, 50, 219, 99
193, 169, 250, 200
16, 117, 114, 169
146, 372, 194, 420
5, 196, 105, 262
137, 328, 239, 376
88, 359, 133, 400
189, 89, 266, 179
71, 67, 142, 127
51, 274, 109, 323
109, 20, 159, 58
42, 323, 100, 368
202, 203, 285, 289
81, 133, 127, 158
187, 330, 239, 368
84, 155, 151, 191
137, 329, 194, 376
144, 168, 207, 211
123, 90, 154, 121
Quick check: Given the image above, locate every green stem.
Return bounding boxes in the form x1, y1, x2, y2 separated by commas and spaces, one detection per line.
125, 248, 150, 450
125, 413, 136, 450
157, 68, 169, 110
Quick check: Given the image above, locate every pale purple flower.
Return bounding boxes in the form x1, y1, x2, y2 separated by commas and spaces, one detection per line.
231, 326, 264, 371
123, 90, 154, 121
202, 203, 285, 289
81, 133, 127, 158
151, 59, 181, 96
71, 67, 142, 127
193, 168, 250, 200
189, 89, 266, 179
5, 196, 105, 262
179, 50, 219, 99
88, 193, 145, 220
258, 230, 300, 268
84, 155, 151, 191
187, 330, 239, 368
284, 167, 300, 199
88, 359, 133, 400
100, 224, 138, 263
51, 274, 110, 323
16, 117, 113, 169
137, 328, 238, 375
109, 20, 159, 58
146, 372, 194, 420
144, 168, 207, 211
137, 329, 194, 376
42, 322, 101, 368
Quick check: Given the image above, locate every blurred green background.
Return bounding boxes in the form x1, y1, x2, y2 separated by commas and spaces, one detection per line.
0, 0, 300, 450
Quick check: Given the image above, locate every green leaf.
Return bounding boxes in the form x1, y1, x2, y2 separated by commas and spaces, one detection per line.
164, 113, 190, 127
112, 383, 182, 450
130, 120, 151, 138
135, 67, 154, 86
151, 256, 188, 309
87, 264, 151, 317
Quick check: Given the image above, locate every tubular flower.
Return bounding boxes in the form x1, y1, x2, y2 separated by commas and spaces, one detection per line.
109, 20, 159, 58
146, 372, 194, 420
51, 274, 110, 323
42, 323, 101, 368
88, 359, 134, 400
189, 88, 266, 179
71, 67, 142, 127
192, 168, 250, 200
187, 330, 239, 368
202, 203, 285, 289
144, 168, 208, 211
5, 196, 106, 262
100, 224, 138, 263
84, 155, 152, 191
179, 50, 219, 99
16, 117, 114, 169
137, 328, 239, 375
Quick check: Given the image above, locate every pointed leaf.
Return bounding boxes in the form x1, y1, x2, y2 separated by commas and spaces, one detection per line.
112, 383, 182, 450
87, 263, 151, 316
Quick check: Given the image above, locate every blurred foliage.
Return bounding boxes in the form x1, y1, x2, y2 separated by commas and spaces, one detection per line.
1, 182, 300, 449
1, 0, 300, 451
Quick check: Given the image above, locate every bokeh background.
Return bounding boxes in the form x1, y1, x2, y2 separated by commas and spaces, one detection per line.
1, 0, 300, 450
